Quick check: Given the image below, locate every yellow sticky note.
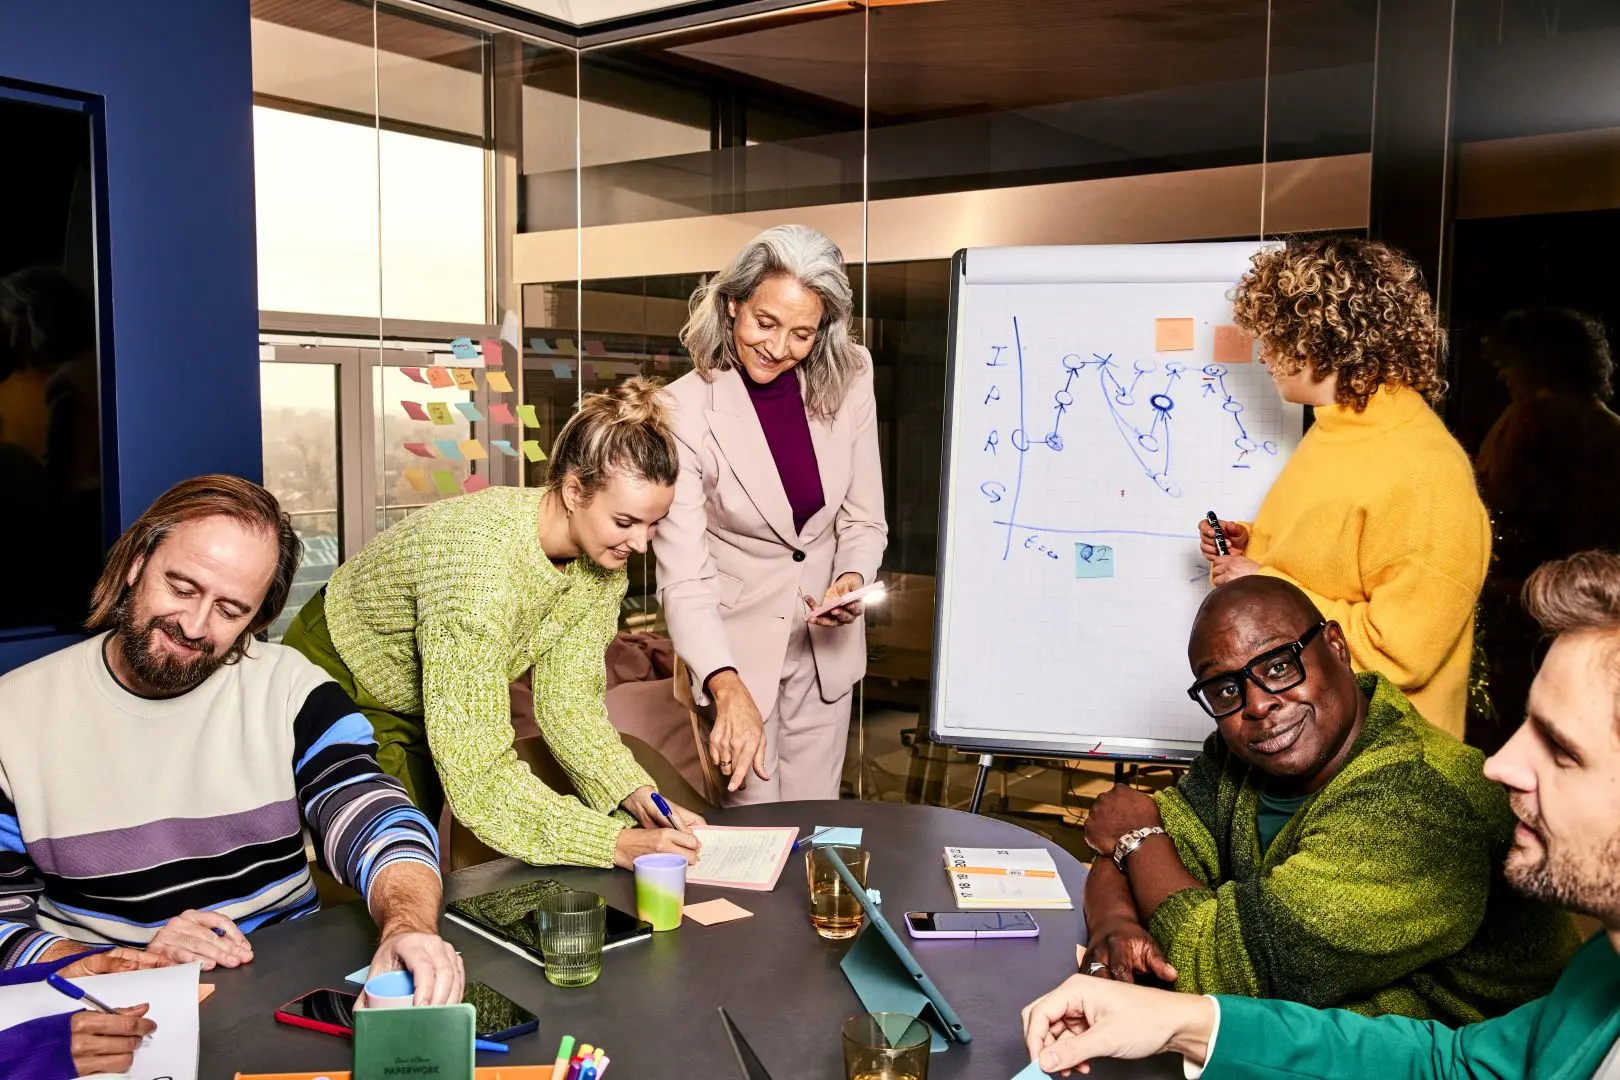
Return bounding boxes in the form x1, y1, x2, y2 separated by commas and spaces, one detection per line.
517, 404, 539, 428
1155, 318, 1195, 352
1213, 324, 1255, 364
451, 368, 477, 391
459, 438, 487, 461
521, 440, 546, 462
425, 401, 455, 425
483, 370, 513, 393
403, 467, 431, 493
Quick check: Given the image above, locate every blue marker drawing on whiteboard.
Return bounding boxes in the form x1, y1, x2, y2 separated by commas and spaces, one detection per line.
1076, 543, 1115, 579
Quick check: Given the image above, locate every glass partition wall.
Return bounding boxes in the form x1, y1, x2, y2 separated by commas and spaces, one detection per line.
270, 0, 1620, 846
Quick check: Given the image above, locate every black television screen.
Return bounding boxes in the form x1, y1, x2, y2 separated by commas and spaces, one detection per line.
0, 88, 105, 632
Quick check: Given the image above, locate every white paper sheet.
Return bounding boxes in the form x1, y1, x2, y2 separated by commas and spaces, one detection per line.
687, 826, 798, 890
0, 961, 201, 1080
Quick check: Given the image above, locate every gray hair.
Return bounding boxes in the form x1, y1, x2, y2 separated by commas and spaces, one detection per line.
679, 224, 865, 419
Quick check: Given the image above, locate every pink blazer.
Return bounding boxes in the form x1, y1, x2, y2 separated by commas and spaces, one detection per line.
654, 356, 888, 717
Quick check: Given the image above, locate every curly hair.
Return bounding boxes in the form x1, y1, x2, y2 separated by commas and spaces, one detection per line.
1230, 237, 1446, 411
1485, 307, 1613, 399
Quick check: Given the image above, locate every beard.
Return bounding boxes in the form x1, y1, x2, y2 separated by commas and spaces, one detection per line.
1505, 797, 1620, 923
115, 604, 234, 695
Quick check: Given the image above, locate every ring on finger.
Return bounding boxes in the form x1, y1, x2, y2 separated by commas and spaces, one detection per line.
1085, 961, 1108, 976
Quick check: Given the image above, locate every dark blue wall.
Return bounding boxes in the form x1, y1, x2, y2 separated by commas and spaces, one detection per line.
0, 0, 262, 671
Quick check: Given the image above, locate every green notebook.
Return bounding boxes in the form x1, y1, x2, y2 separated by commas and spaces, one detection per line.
353, 1003, 476, 1080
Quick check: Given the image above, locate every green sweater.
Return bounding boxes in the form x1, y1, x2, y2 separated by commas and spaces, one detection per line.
324, 486, 651, 868
1152, 672, 1578, 1021
1207, 932, 1620, 1080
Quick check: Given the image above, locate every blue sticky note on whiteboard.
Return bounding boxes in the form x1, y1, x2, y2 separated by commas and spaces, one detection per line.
1075, 543, 1115, 579
450, 337, 478, 359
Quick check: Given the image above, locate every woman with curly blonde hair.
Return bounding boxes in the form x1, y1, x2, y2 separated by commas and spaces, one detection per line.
1197, 237, 1489, 736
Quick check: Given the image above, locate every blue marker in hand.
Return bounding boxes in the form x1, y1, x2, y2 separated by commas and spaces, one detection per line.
649, 791, 682, 832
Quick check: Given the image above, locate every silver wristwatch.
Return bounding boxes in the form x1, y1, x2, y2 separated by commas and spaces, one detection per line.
1112, 826, 1167, 874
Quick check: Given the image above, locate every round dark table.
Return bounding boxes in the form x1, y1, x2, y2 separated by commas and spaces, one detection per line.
199, 801, 1180, 1078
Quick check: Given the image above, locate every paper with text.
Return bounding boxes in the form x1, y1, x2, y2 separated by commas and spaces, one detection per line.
0, 961, 202, 1080
687, 826, 798, 891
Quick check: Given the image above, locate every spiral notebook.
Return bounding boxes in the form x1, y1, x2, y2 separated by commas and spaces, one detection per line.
943, 847, 1073, 910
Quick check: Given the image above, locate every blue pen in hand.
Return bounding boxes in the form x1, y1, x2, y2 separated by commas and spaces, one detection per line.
649, 791, 682, 831
475, 1039, 510, 1054
45, 973, 116, 1013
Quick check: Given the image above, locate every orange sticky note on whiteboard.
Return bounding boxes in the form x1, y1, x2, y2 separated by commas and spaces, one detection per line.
424, 366, 454, 389
1155, 318, 1195, 352
1213, 324, 1254, 363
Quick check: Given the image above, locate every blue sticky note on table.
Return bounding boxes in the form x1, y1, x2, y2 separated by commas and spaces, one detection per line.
812, 826, 863, 846
433, 439, 464, 461
451, 337, 478, 359
1075, 543, 1115, 579
346, 964, 370, 985
1011, 1063, 1053, 1080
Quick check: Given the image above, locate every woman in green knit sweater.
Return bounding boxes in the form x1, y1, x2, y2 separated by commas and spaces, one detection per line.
1081, 574, 1577, 1021
282, 378, 707, 870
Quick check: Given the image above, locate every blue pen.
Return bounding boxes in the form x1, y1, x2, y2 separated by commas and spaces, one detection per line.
793, 827, 834, 852
475, 1039, 510, 1054
45, 973, 115, 1013
649, 791, 679, 829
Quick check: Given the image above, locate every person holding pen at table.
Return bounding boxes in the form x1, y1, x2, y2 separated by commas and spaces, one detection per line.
655, 224, 888, 804
284, 380, 706, 870
1199, 237, 1489, 738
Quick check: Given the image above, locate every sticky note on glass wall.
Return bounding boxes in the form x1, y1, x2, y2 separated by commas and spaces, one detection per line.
401, 367, 428, 385
425, 366, 455, 389
551, 362, 574, 380
431, 470, 462, 496
529, 337, 554, 354
1075, 543, 1115, 579
584, 339, 607, 356
1213, 324, 1255, 364
401, 401, 431, 422
450, 337, 478, 360
462, 474, 490, 494
403, 468, 431, 493
403, 442, 436, 458
426, 401, 455, 425
518, 404, 539, 428
451, 368, 478, 391
555, 338, 576, 355
433, 439, 464, 460
488, 403, 516, 425
484, 371, 513, 393
491, 439, 519, 457
521, 440, 546, 462
480, 340, 502, 367
1154, 318, 1195, 352
459, 439, 487, 461
454, 402, 484, 423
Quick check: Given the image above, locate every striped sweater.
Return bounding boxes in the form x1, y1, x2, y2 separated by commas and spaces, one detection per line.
0, 634, 439, 967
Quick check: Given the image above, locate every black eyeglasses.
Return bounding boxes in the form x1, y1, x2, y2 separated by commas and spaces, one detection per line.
1187, 621, 1327, 719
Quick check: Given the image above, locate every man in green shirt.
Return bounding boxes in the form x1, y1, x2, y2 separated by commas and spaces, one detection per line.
1024, 551, 1620, 1079
1080, 575, 1576, 1020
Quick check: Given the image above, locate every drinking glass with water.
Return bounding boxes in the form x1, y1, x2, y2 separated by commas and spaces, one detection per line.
536, 890, 606, 987
807, 845, 869, 940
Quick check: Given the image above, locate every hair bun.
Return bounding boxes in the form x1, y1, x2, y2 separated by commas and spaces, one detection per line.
608, 375, 669, 427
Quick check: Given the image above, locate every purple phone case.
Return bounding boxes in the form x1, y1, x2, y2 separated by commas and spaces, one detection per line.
904, 911, 1040, 940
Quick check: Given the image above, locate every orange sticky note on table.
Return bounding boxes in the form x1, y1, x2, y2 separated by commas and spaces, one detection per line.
1155, 318, 1195, 351
484, 370, 513, 393
459, 439, 487, 461
198, 983, 216, 1004
424, 366, 455, 389
488, 402, 517, 425
401, 401, 430, 422
517, 404, 539, 428
682, 898, 753, 926
451, 368, 477, 391
403, 467, 431, 493
426, 401, 455, 425
521, 440, 545, 462
1213, 324, 1254, 363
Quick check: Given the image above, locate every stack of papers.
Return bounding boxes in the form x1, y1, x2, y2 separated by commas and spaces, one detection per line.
944, 847, 1073, 910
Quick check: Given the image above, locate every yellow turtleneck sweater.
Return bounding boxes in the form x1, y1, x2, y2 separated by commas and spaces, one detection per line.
1246, 384, 1490, 736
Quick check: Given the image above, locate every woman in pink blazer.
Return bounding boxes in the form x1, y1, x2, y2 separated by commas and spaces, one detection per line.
655, 225, 888, 803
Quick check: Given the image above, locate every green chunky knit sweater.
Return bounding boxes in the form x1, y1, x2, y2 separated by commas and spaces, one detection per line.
323, 486, 651, 868
1151, 672, 1579, 1022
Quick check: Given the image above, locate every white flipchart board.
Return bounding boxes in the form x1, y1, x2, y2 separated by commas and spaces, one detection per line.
930, 243, 1305, 760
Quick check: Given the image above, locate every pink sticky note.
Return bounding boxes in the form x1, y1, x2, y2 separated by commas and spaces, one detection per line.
403, 442, 436, 458
1213, 324, 1255, 364
462, 474, 490, 493
400, 401, 430, 421
401, 367, 428, 384
584, 339, 607, 356
682, 898, 753, 926
480, 339, 502, 367
488, 403, 517, 425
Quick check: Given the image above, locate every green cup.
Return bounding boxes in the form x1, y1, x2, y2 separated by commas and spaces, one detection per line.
536, 890, 606, 987
633, 852, 687, 931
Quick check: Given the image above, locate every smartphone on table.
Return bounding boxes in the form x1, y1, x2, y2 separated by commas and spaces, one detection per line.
904, 910, 1040, 939
274, 981, 539, 1041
